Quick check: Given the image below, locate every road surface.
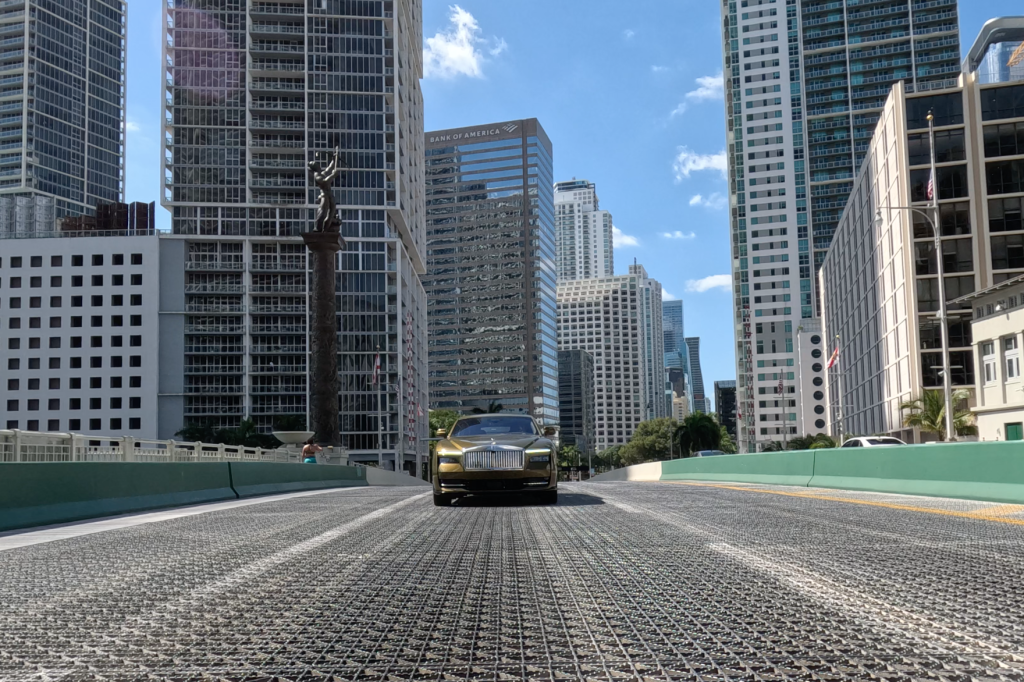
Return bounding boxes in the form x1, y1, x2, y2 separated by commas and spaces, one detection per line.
2, 481, 1024, 681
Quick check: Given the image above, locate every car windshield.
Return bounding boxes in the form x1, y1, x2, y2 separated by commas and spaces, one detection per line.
450, 416, 538, 437
866, 438, 904, 445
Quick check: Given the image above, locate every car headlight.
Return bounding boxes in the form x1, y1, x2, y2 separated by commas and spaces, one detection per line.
437, 456, 460, 464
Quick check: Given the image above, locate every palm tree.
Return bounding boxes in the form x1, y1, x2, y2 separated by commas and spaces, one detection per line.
900, 389, 976, 441
471, 401, 504, 415
761, 440, 785, 452
675, 412, 722, 457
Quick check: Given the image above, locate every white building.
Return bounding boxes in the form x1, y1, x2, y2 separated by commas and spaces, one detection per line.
554, 179, 613, 281
819, 19, 1024, 441
557, 264, 667, 452
955, 275, 1024, 441
160, 0, 428, 474
720, 0, 962, 451
0, 234, 161, 438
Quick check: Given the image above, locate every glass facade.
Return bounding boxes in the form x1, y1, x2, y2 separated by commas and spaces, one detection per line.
0, 0, 125, 230
554, 179, 613, 281
162, 0, 428, 473
425, 120, 559, 425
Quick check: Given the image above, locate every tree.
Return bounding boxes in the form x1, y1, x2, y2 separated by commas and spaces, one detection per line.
809, 434, 838, 449
596, 444, 625, 470
622, 418, 677, 465
900, 389, 976, 441
719, 426, 737, 454
273, 415, 307, 431
471, 401, 504, 415
787, 433, 837, 450
675, 412, 722, 457
558, 444, 582, 468
429, 409, 461, 437
176, 419, 280, 449
761, 440, 785, 452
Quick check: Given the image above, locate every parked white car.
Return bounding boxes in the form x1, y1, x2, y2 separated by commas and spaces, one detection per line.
840, 436, 907, 448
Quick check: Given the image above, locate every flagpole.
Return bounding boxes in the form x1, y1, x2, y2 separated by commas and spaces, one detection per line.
834, 335, 844, 440
928, 110, 955, 442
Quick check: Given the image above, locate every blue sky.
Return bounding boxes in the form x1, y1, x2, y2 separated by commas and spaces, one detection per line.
126, 1, 1018, 398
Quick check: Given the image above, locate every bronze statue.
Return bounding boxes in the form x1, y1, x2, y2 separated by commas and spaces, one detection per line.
309, 147, 342, 233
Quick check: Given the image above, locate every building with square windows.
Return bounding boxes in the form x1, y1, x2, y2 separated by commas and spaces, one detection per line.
721, 0, 961, 451
820, 19, 1024, 441
159, 0, 428, 474
554, 179, 613, 281
557, 264, 666, 451
0, 234, 161, 437
0, 0, 126, 230
424, 119, 559, 425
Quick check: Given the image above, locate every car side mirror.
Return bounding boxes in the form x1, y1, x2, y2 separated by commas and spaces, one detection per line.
436, 428, 448, 437
543, 426, 558, 437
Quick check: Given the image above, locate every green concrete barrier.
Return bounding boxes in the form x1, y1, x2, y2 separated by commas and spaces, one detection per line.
808, 441, 1024, 504
0, 462, 236, 532
661, 451, 815, 487
228, 462, 367, 498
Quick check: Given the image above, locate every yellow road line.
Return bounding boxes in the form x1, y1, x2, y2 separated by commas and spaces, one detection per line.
664, 481, 1024, 527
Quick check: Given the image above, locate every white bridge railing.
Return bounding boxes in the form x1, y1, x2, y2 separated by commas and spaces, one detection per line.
0, 429, 346, 465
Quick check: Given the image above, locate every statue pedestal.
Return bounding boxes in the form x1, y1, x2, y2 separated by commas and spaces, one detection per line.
302, 231, 343, 446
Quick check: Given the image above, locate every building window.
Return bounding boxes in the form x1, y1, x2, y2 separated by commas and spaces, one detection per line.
51, 256, 62, 267
92, 255, 103, 266
113, 254, 124, 266
47, 419, 59, 431
983, 342, 997, 384
1006, 336, 1020, 382
72, 255, 83, 267
72, 275, 83, 287
89, 419, 101, 430
131, 254, 143, 265
129, 417, 141, 430
110, 419, 123, 431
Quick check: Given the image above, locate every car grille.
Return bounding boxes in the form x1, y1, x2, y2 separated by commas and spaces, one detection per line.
463, 448, 524, 471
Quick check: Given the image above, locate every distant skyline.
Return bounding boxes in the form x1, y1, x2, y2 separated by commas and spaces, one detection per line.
124, 1, 1020, 392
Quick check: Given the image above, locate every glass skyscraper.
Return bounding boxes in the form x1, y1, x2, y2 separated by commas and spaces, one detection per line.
425, 119, 559, 425
722, 0, 960, 451
0, 0, 126, 233
159, 0, 428, 474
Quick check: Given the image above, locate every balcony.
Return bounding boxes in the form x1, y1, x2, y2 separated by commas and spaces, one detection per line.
184, 344, 245, 354
249, 23, 304, 35
185, 303, 245, 313
250, 324, 307, 334
249, 42, 304, 54
248, 80, 304, 92
805, 79, 848, 93
251, 364, 307, 373
250, 385, 306, 394
250, 303, 306, 313
184, 284, 245, 294
250, 284, 306, 293
185, 324, 244, 334
250, 344, 305, 354
184, 386, 244, 395
250, 3, 303, 15
184, 405, 244, 416
250, 178, 305, 188
186, 260, 244, 271
249, 119, 303, 130
184, 365, 245, 374
250, 259, 306, 270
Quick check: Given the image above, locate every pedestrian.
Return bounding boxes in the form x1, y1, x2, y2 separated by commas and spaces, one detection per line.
302, 437, 322, 464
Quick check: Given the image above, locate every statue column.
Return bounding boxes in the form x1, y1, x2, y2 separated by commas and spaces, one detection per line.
302, 231, 343, 446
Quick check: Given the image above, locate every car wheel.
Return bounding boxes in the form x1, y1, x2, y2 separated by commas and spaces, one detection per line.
538, 490, 558, 505
433, 493, 452, 507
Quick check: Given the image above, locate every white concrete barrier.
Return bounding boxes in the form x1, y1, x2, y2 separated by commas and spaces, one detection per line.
590, 461, 663, 482
364, 467, 431, 487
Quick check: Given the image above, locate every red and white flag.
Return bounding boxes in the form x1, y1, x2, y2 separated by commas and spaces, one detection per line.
827, 345, 840, 369
372, 353, 381, 385
926, 171, 934, 201
777, 374, 784, 395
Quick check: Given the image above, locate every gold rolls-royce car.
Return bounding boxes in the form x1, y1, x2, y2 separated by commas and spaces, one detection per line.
432, 414, 558, 506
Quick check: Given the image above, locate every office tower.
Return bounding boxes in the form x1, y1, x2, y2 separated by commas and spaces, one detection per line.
663, 300, 686, 368
821, 21, 1024, 440
557, 265, 666, 452
554, 179, 613, 280
0, 0, 127, 233
672, 393, 691, 421
424, 119, 558, 424
714, 380, 737, 440
721, 0, 959, 451
0, 234, 162, 437
667, 366, 691, 414
160, 0, 428, 474
557, 349, 596, 459
686, 337, 710, 413
631, 263, 668, 420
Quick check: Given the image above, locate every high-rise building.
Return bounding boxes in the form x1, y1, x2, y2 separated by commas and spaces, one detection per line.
686, 337, 710, 413
424, 119, 558, 424
662, 299, 692, 410
557, 349, 595, 459
715, 380, 737, 440
554, 179, 613, 280
557, 265, 666, 451
0, 233, 162, 438
820, 20, 1024, 440
0, 0, 127, 233
721, 0, 960, 451
160, 0, 428, 474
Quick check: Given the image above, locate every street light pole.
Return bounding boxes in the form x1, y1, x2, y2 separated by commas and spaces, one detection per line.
874, 113, 955, 441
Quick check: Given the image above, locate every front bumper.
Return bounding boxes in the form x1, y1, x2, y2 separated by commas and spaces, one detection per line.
434, 468, 557, 495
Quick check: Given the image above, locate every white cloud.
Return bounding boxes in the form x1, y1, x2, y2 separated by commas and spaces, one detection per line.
423, 5, 505, 79
624, 29, 636, 39
612, 226, 638, 248
662, 231, 696, 240
670, 72, 725, 118
686, 72, 724, 101
685, 274, 732, 293
689, 193, 728, 210
673, 147, 727, 182
662, 289, 678, 301
125, 120, 140, 133
651, 65, 669, 73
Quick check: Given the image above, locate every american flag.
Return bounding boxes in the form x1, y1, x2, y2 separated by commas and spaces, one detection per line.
926, 171, 934, 201
371, 352, 381, 385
